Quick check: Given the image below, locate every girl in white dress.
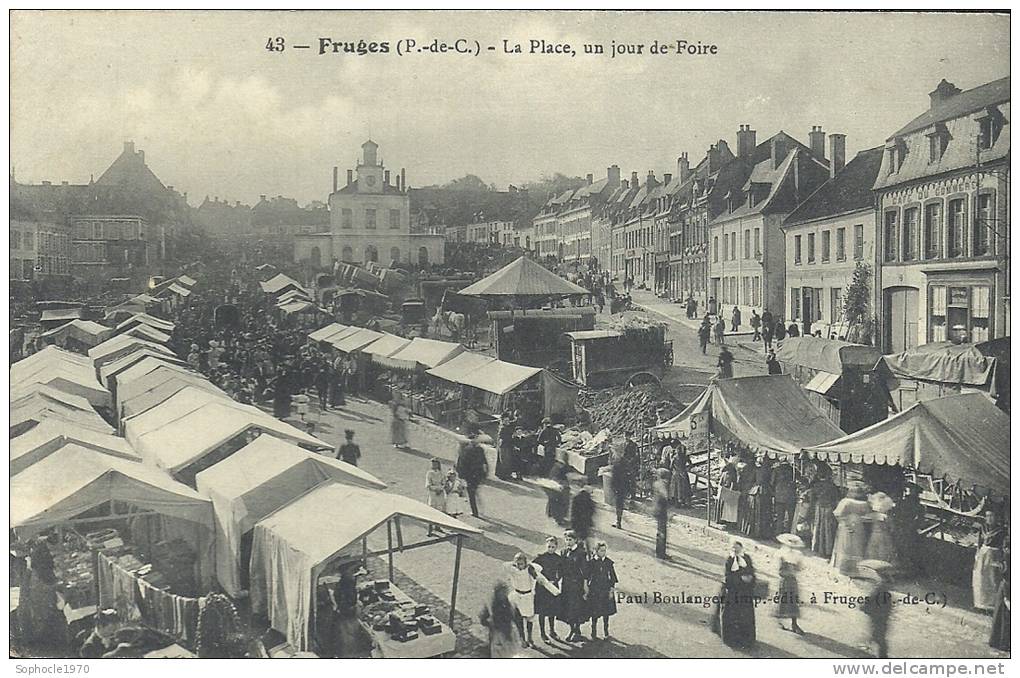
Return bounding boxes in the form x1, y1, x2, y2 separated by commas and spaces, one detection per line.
506, 552, 560, 648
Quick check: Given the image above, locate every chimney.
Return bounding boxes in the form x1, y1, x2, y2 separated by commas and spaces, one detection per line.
124, 141, 134, 155
646, 171, 657, 189
631, 171, 639, 187
586, 173, 594, 185
607, 164, 621, 186
929, 79, 962, 109
167, 185, 173, 192
347, 169, 353, 185
138, 150, 145, 164
42, 180, 51, 186
401, 168, 406, 192
677, 153, 691, 183
663, 173, 672, 185
771, 136, 788, 170
235, 200, 240, 207
622, 179, 629, 190
259, 194, 266, 202
61, 181, 68, 186
384, 169, 391, 186
738, 125, 757, 159
707, 144, 722, 173
809, 126, 826, 159
829, 134, 847, 178
333, 167, 338, 193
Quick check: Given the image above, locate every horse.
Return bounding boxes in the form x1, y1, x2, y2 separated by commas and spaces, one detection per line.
430, 308, 468, 343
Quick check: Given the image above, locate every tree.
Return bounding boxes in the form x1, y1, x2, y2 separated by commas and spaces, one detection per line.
842, 261, 875, 345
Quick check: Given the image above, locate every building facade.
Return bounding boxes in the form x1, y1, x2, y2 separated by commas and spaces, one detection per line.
783, 143, 882, 338
873, 77, 1010, 352
10, 218, 71, 281
708, 130, 832, 320
294, 140, 445, 269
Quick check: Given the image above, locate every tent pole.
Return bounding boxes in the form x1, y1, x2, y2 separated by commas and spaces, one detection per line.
387, 519, 394, 582
450, 535, 463, 627
706, 432, 713, 526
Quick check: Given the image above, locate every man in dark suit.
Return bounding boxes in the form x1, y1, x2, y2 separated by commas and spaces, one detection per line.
456, 427, 489, 518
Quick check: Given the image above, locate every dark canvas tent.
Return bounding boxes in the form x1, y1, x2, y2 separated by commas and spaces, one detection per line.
882, 339, 1010, 411
651, 374, 843, 457
803, 393, 1009, 497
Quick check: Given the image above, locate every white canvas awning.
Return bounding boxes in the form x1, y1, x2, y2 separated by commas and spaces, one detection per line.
124, 386, 241, 449
329, 327, 383, 354
114, 313, 175, 334
98, 350, 187, 390
195, 436, 385, 596
804, 370, 841, 396
426, 351, 497, 383
457, 360, 542, 395
121, 324, 172, 345
89, 334, 176, 368
374, 337, 464, 371
250, 483, 479, 651
308, 323, 348, 343
10, 362, 111, 410
115, 364, 209, 411
12, 421, 140, 475
360, 333, 412, 359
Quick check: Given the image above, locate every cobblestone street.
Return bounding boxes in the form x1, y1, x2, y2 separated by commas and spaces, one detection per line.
295, 397, 1005, 659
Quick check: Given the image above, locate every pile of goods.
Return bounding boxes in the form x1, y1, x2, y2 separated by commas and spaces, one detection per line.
52, 535, 97, 608
358, 580, 443, 642
604, 313, 666, 332
578, 383, 683, 435
559, 429, 611, 458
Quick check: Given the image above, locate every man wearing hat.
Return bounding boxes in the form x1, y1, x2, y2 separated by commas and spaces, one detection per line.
336, 429, 361, 466
456, 427, 488, 518
860, 560, 895, 658
537, 418, 562, 476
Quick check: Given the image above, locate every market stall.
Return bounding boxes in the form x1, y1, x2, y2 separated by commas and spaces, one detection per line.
40, 308, 84, 331
260, 273, 309, 299
118, 369, 225, 424
11, 445, 217, 636
123, 386, 239, 449
11, 420, 140, 475
10, 353, 112, 410
457, 359, 544, 426
132, 401, 331, 486
882, 338, 1010, 413
36, 319, 114, 352
11, 393, 114, 437
276, 288, 312, 305
88, 334, 177, 372
97, 350, 188, 395
651, 375, 844, 522
195, 436, 386, 597
424, 351, 498, 424
373, 338, 465, 409
249, 482, 480, 655
120, 323, 172, 345
775, 336, 887, 433
308, 322, 349, 345
113, 313, 176, 336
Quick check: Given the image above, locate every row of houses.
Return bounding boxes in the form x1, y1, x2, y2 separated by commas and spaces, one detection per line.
526, 76, 1010, 353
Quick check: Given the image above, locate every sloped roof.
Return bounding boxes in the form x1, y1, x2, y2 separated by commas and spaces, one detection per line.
459, 256, 589, 296
775, 336, 883, 373
11, 421, 140, 475
260, 273, 307, 296
308, 322, 348, 343
425, 351, 497, 383
891, 77, 1010, 139
785, 147, 884, 225
883, 341, 1002, 387
652, 374, 843, 457
360, 333, 411, 358
805, 393, 1008, 495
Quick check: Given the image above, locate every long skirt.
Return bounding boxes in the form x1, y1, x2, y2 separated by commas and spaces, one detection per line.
989, 583, 1010, 651
717, 586, 756, 648
773, 574, 800, 619
669, 469, 692, 505
488, 627, 523, 658
831, 520, 869, 577
546, 486, 569, 525
973, 546, 1003, 610
534, 582, 560, 618
811, 506, 838, 559
495, 444, 514, 480
715, 486, 740, 524
426, 489, 447, 512
865, 521, 896, 564
558, 578, 588, 624
390, 418, 408, 446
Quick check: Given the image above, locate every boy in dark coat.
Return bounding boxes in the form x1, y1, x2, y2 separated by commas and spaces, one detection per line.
558, 530, 589, 642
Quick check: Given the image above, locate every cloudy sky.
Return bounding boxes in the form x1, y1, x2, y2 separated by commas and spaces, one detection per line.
10, 10, 1009, 205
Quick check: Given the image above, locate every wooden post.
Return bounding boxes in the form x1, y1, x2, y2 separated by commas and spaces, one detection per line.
387, 519, 394, 581
706, 432, 713, 526
395, 516, 404, 550
449, 535, 463, 628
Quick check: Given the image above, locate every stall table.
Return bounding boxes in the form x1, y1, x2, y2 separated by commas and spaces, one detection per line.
361, 583, 456, 659
563, 449, 610, 483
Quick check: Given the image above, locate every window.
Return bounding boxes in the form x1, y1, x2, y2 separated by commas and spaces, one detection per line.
836, 227, 846, 261
124, 222, 138, 239
974, 193, 993, 256
341, 208, 353, 229
821, 230, 831, 262
752, 276, 760, 306
743, 230, 750, 259
24, 259, 33, 279
713, 236, 719, 262
730, 232, 736, 260
389, 209, 400, 230
884, 211, 898, 262
854, 224, 864, 260
92, 222, 103, 239
902, 207, 919, 261
742, 276, 751, 304
929, 284, 991, 343
23, 230, 34, 250
971, 286, 991, 343
927, 130, 947, 163
10, 229, 20, 250
794, 235, 802, 264
947, 198, 966, 258
979, 114, 1001, 150
924, 203, 942, 259
722, 233, 728, 260
791, 287, 801, 320
754, 228, 761, 257
365, 209, 377, 229
831, 287, 843, 323
807, 232, 816, 263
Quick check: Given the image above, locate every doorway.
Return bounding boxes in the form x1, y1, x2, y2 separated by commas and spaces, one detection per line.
884, 286, 919, 353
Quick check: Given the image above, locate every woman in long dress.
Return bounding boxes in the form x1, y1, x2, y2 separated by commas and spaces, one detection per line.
774, 534, 805, 634
587, 542, 619, 640
973, 511, 1006, 611
989, 549, 1010, 651
810, 472, 841, 559
480, 582, 523, 658
865, 492, 897, 564
716, 540, 757, 649
390, 395, 409, 449
831, 482, 871, 577
425, 459, 447, 536
558, 530, 589, 642
669, 442, 692, 507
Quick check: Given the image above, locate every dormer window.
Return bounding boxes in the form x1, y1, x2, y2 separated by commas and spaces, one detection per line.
926, 124, 949, 163
977, 107, 1004, 150
887, 138, 908, 174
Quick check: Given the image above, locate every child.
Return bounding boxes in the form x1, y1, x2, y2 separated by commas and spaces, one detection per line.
444, 468, 465, 517
426, 459, 447, 537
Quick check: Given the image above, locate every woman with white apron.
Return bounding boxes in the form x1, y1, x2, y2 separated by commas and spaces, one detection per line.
973, 511, 1006, 611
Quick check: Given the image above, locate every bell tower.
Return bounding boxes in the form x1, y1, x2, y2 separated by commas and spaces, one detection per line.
357, 139, 384, 194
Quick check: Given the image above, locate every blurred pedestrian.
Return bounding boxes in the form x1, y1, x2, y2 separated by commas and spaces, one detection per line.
479, 582, 523, 658
335, 429, 361, 466
456, 427, 488, 518
698, 317, 712, 354
989, 542, 1010, 651
714, 316, 726, 345
570, 482, 595, 544
750, 309, 761, 341
775, 534, 805, 635
832, 481, 870, 577
731, 305, 741, 332
973, 510, 1006, 611
860, 560, 895, 658
390, 394, 409, 450
653, 468, 670, 559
